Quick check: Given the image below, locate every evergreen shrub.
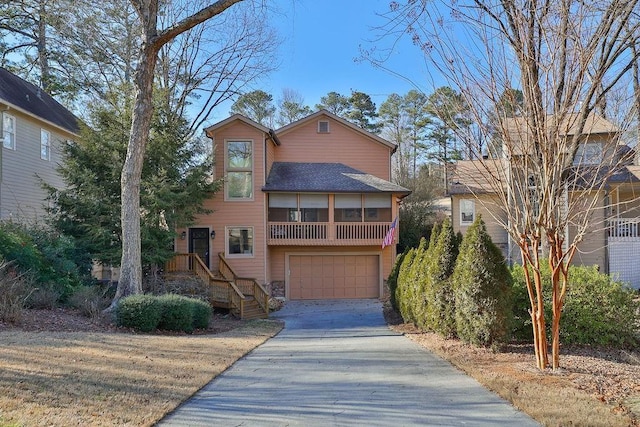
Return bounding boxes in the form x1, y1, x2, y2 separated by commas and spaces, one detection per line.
387, 249, 408, 311
190, 298, 212, 330
396, 248, 416, 322
157, 294, 194, 333
421, 218, 458, 337
115, 294, 162, 332
452, 216, 513, 346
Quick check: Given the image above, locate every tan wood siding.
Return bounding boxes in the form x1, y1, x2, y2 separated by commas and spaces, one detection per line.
1, 108, 68, 222
184, 121, 269, 283
569, 193, 606, 271
452, 194, 509, 255
274, 117, 391, 179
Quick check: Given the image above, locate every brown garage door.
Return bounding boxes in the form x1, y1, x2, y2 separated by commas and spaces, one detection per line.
289, 254, 379, 300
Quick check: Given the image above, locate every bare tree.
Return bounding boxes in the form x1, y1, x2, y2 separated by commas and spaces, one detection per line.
380, 0, 640, 369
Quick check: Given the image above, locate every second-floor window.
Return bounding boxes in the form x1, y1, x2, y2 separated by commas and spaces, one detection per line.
268, 193, 329, 222
574, 142, 602, 165
460, 199, 475, 225
40, 129, 51, 160
3, 113, 16, 150
225, 140, 253, 200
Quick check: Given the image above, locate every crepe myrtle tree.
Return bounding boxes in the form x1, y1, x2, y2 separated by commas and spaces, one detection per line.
377, 0, 640, 369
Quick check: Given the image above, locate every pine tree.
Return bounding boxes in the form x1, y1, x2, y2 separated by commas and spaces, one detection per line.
45, 86, 220, 269
452, 215, 513, 347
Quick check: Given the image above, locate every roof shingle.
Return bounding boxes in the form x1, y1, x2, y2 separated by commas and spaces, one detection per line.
262, 162, 411, 194
0, 67, 79, 134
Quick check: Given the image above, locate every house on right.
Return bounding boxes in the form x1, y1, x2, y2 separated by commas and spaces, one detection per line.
449, 113, 640, 290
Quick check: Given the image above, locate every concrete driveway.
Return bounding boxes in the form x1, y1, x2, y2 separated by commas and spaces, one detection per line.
159, 299, 538, 426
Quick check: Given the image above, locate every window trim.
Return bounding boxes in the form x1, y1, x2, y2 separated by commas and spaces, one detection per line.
40, 128, 51, 161
225, 226, 254, 258
2, 112, 16, 150
460, 199, 475, 225
224, 139, 254, 201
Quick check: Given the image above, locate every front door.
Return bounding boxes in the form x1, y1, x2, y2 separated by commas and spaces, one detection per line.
189, 228, 210, 268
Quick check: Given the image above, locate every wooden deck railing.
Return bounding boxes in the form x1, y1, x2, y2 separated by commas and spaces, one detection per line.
267, 221, 391, 245
218, 253, 270, 316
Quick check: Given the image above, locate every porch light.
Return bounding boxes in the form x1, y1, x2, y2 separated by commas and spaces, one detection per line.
180, 231, 186, 240
210, 230, 216, 239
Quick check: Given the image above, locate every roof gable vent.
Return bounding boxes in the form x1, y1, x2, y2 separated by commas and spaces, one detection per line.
318, 120, 330, 133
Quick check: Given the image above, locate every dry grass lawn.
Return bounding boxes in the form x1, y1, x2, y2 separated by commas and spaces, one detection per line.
0, 316, 282, 427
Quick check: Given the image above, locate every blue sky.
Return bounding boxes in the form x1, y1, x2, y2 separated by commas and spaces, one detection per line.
214, 0, 436, 120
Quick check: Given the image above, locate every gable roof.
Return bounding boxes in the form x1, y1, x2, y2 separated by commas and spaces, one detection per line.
275, 109, 397, 152
203, 114, 281, 145
0, 67, 79, 135
263, 162, 411, 195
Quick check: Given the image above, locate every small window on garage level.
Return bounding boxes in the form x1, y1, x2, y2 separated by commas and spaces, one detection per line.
460, 199, 475, 225
226, 227, 253, 257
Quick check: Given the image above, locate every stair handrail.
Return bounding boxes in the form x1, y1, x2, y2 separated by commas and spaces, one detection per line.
218, 253, 269, 316
167, 253, 246, 317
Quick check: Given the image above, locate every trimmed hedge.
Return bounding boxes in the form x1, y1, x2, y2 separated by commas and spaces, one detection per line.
116, 294, 212, 333
115, 294, 162, 332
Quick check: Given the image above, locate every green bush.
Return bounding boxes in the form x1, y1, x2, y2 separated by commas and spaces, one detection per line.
115, 294, 162, 332
512, 262, 639, 347
396, 248, 417, 322
419, 218, 458, 337
452, 216, 513, 347
157, 294, 194, 332
387, 249, 408, 311
190, 298, 212, 330
0, 223, 92, 304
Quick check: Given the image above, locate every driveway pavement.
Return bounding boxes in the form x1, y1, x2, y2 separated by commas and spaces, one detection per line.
159, 299, 539, 426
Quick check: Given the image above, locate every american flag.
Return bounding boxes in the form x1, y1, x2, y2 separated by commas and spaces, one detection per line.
382, 217, 398, 249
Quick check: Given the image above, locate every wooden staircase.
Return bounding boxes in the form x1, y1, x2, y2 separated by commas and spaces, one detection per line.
165, 253, 269, 320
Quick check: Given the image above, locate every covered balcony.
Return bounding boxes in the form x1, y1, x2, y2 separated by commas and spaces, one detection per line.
267, 192, 394, 246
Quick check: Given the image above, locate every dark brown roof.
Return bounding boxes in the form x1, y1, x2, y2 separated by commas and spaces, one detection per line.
262, 162, 411, 194
0, 67, 79, 134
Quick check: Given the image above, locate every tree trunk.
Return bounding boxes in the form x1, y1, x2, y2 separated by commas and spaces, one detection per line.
107, 25, 160, 312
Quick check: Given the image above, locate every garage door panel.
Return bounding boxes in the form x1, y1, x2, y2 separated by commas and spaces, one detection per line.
289, 254, 378, 300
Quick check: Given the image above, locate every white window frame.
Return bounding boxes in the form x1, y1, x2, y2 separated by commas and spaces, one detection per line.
224, 140, 254, 201
318, 120, 330, 133
225, 226, 254, 258
460, 199, 475, 225
3, 113, 16, 150
40, 129, 51, 160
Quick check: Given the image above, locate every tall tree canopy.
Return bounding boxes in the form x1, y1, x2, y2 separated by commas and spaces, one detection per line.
230, 89, 276, 126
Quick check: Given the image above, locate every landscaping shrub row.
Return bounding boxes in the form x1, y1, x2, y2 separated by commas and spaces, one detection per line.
115, 294, 212, 333
391, 216, 640, 348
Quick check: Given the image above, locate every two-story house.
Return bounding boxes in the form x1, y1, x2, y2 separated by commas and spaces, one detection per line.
173, 110, 410, 304
0, 67, 79, 222
449, 114, 640, 289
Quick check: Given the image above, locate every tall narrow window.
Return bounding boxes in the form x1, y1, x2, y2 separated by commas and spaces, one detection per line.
3, 113, 15, 150
460, 199, 475, 225
225, 140, 253, 200
40, 129, 50, 160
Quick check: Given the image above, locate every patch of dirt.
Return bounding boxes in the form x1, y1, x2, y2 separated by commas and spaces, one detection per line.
384, 303, 640, 426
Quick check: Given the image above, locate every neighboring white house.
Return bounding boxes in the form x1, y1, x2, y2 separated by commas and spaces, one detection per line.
0, 67, 79, 222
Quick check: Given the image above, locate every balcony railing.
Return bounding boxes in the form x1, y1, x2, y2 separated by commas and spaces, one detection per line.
267, 221, 391, 245
608, 218, 640, 239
